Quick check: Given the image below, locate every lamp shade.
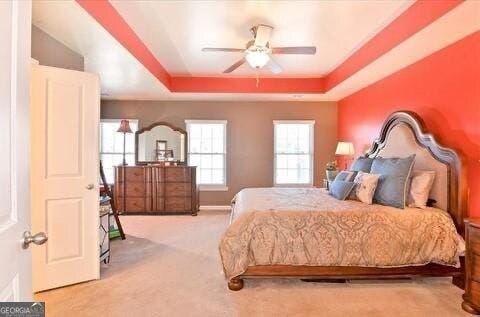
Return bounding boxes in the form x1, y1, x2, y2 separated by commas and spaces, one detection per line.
335, 142, 355, 156
117, 119, 132, 133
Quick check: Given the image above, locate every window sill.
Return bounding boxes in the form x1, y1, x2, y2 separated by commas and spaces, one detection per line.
199, 185, 229, 192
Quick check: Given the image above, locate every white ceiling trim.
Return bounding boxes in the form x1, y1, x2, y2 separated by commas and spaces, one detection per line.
327, 0, 480, 101
110, 0, 413, 77
32, 0, 477, 102
321, 0, 414, 76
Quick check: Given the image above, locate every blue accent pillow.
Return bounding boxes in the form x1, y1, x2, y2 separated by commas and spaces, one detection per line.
334, 170, 355, 182
350, 157, 374, 172
329, 180, 356, 200
370, 155, 416, 208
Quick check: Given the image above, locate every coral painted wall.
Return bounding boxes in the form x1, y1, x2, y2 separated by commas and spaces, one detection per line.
338, 31, 480, 215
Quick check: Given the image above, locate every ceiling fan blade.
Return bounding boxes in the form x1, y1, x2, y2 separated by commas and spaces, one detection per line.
271, 47, 317, 55
254, 24, 273, 47
202, 48, 245, 52
267, 56, 282, 74
223, 58, 246, 73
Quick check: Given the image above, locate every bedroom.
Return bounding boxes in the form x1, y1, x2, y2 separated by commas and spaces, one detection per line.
1, 0, 479, 316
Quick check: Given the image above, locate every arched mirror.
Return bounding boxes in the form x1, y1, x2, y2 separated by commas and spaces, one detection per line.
135, 122, 187, 165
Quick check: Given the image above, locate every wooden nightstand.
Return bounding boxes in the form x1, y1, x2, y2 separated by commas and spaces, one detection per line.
463, 218, 480, 314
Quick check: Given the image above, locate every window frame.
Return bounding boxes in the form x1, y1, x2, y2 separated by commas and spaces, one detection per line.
99, 118, 139, 184
273, 120, 315, 187
185, 119, 228, 191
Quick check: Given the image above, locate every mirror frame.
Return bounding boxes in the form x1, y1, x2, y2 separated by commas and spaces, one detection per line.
135, 121, 188, 165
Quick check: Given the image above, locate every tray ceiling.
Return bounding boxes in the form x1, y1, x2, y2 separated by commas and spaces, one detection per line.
32, 0, 478, 101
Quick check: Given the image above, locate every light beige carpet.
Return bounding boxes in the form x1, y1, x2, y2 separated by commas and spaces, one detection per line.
35, 211, 469, 317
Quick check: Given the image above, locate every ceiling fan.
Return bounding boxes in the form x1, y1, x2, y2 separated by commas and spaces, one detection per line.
202, 24, 316, 74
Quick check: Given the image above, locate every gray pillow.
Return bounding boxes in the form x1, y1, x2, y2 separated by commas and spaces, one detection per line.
370, 155, 416, 208
329, 180, 356, 200
350, 157, 374, 172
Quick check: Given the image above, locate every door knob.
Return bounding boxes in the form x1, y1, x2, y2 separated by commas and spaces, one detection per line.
86, 183, 94, 190
22, 231, 48, 249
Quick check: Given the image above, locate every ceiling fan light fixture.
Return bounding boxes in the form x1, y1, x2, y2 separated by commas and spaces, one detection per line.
245, 51, 270, 69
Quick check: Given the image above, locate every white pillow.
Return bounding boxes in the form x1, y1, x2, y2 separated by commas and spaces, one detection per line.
408, 171, 435, 209
350, 171, 381, 204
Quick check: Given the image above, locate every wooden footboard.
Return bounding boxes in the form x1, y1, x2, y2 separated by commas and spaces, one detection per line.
227, 260, 464, 291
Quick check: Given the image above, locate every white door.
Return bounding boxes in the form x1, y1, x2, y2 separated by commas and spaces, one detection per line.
0, 1, 33, 302
31, 65, 100, 292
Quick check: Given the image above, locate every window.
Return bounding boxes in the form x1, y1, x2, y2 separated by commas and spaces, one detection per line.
99, 119, 138, 183
186, 120, 227, 190
274, 120, 314, 186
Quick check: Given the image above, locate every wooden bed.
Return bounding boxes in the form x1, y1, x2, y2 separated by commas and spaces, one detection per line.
227, 111, 468, 291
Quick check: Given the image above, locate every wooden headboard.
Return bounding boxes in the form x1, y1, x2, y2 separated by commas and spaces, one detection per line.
365, 111, 468, 234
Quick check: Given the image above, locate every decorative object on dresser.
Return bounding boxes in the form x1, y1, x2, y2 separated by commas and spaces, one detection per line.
335, 141, 355, 169
463, 218, 480, 314
155, 140, 168, 161
117, 119, 133, 166
325, 161, 338, 181
114, 165, 199, 216
136, 122, 186, 165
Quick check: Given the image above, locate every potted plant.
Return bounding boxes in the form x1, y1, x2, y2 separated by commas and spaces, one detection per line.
325, 161, 339, 181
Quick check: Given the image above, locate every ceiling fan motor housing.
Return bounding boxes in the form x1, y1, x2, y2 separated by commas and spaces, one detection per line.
202, 23, 315, 74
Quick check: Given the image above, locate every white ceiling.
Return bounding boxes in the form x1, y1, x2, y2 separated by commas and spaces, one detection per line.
32, 0, 169, 100
109, 0, 412, 77
32, 0, 479, 101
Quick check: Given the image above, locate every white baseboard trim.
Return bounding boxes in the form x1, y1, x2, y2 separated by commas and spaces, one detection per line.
200, 205, 231, 211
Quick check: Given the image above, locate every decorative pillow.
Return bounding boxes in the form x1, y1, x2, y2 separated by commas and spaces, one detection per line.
334, 170, 355, 182
370, 155, 416, 209
408, 171, 436, 209
348, 171, 381, 204
350, 157, 374, 172
329, 180, 356, 200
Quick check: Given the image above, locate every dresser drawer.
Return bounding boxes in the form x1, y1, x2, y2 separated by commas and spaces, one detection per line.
154, 182, 165, 197
118, 167, 151, 183
471, 254, 480, 282
117, 198, 150, 213
165, 167, 191, 182
153, 197, 165, 211
165, 183, 191, 197
165, 197, 192, 211
117, 182, 151, 197
469, 281, 480, 307
470, 227, 480, 255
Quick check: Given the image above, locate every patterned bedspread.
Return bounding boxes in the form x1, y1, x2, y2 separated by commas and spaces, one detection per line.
219, 188, 462, 280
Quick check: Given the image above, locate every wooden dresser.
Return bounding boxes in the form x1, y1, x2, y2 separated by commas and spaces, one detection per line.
114, 165, 199, 216
463, 218, 480, 314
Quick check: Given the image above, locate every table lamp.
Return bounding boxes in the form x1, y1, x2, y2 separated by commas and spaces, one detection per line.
335, 141, 355, 170
117, 119, 133, 166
